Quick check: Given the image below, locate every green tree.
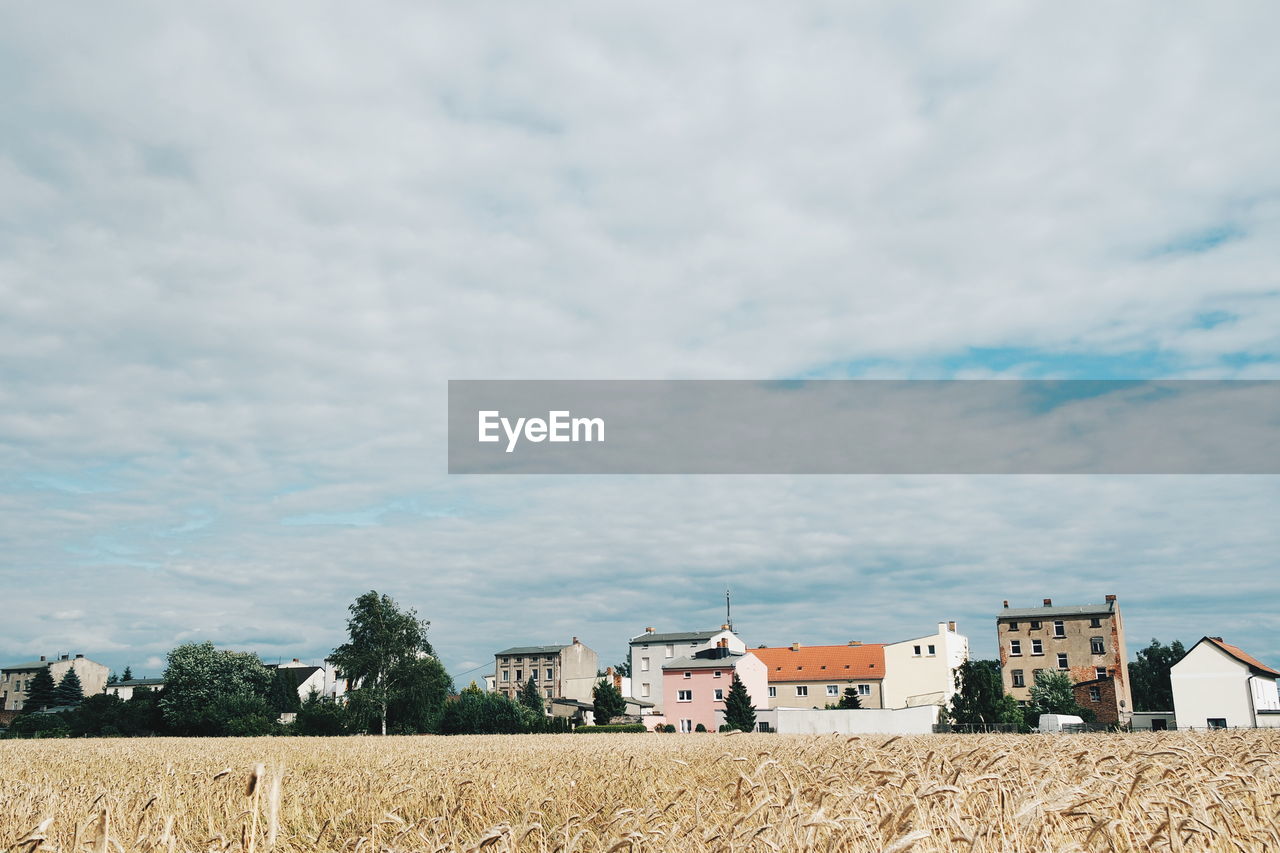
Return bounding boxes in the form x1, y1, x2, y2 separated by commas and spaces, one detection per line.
591, 678, 626, 725
943, 660, 1007, 726
24, 668, 57, 712
519, 676, 545, 715
1129, 638, 1185, 712
329, 591, 433, 736
294, 689, 348, 735
437, 691, 530, 735
1026, 670, 1093, 725
106, 672, 118, 685
835, 687, 863, 709
385, 657, 453, 734
53, 668, 85, 707
121, 666, 134, 682
268, 669, 302, 715
159, 642, 272, 735
614, 660, 632, 678
723, 673, 756, 732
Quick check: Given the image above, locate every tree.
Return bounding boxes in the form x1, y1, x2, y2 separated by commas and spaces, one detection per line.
519, 676, 545, 715
54, 668, 84, 707
106, 672, 118, 686
25, 668, 57, 712
614, 660, 632, 678
592, 678, 627, 725
385, 657, 453, 734
294, 689, 349, 736
159, 642, 272, 735
437, 691, 529, 735
121, 666, 134, 682
269, 669, 302, 715
723, 673, 756, 732
943, 660, 1007, 726
328, 591, 433, 736
835, 687, 863, 709
1026, 670, 1092, 726
1130, 638, 1186, 712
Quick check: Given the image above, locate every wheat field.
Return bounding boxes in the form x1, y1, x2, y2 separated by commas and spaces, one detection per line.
2, 731, 1277, 852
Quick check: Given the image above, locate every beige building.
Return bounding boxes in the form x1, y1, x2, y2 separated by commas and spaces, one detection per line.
494, 638, 598, 705
881, 621, 969, 710
753, 642, 885, 709
1, 653, 111, 710
997, 595, 1133, 725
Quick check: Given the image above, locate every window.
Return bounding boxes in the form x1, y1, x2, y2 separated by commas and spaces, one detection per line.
1053, 621, 1066, 637
1011, 669, 1025, 688
531, 670, 538, 681
501, 671, 510, 681
515, 670, 522, 681
826, 685, 838, 697
795, 685, 808, 697
1090, 637, 1105, 655
1029, 620, 1041, 630
927, 644, 936, 655
768, 686, 777, 698
1057, 653, 1068, 670
1007, 621, 1019, 630
1088, 686, 1101, 702
677, 690, 692, 702
1031, 639, 1044, 656
1089, 617, 1102, 628
1096, 667, 1107, 680
641, 657, 649, 672
665, 645, 674, 658
757, 722, 772, 732
857, 684, 871, 696
545, 668, 553, 680
1207, 718, 1227, 730
683, 671, 692, 679
713, 671, 722, 678
714, 688, 724, 701
641, 682, 650, 697
1010, 640, 1022, 656
913, 645, 922, 656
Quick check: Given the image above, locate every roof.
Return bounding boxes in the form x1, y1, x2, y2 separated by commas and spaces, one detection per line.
114, 678, 164, 687
268, 666, 322, 690
630, 629, 729, 645
997, 603, 1116, 620
1202, 637, 1280, 678
1, 660, 50, 672
662, 651, 753, 671
752, 644, 885, 682
495, 645, 569, 656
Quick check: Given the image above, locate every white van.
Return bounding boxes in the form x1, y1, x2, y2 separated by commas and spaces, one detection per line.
1037, 714, 1084, 733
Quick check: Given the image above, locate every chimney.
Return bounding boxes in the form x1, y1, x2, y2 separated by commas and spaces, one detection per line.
61, 654, 70, 661
790, 642, 801, 651
645, 627, 655, 634
1210, 636, 1223, 642
293, 658, 300, 663
1105, 594, 1117, 603
1002, 601, 1009, 608
848, 640, 861, 646
75, 654, 84, 659
947, 621, 957, 633
721, 624, 730, 631
1043, 598, 1052, 606
572, 637, 579, 645
39, 655, 46, 662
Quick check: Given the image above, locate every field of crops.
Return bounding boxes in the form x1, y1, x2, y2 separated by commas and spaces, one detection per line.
2, 731, 1277, 852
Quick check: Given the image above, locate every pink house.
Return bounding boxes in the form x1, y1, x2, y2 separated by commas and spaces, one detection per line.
654, 640, 769, 732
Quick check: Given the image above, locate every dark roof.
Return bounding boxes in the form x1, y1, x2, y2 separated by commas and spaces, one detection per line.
0, 661, 49, 672
630, 629, 729, 645
496, 645, 570, 656
267, 666, 322, 690
997, 603, 1116, 620
662, 651, 752, 671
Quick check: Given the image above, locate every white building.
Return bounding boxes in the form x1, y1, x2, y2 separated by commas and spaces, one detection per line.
105, 677, 165, 701
629, 626, 744, 713
1171, 636, 1280, 730
881, 621, 969, 710
269, 659, 327, 702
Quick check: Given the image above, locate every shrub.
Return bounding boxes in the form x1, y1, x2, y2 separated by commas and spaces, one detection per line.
695, 723, 707, 732
572, 724, 647, 733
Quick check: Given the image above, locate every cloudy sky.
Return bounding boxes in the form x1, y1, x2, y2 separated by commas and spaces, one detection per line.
2, 3, 1278, 683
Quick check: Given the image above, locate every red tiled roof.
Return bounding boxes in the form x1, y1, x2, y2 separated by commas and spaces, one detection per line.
753, 644, 885, 682
1205, 637, 1280, 678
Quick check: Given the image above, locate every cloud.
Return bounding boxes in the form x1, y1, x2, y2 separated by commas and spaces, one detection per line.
1, 3, 1278, 675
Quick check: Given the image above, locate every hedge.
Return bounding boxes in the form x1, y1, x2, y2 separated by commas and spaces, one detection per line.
572, 724, 648, 733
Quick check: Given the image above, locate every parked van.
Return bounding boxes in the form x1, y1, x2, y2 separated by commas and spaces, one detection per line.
1037, 714, 1084, 733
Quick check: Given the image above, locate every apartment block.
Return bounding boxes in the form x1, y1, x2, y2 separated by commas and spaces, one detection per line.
494, 638, 598, 705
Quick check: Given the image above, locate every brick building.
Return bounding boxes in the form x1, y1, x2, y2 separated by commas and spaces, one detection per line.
996, 595, 1132, 726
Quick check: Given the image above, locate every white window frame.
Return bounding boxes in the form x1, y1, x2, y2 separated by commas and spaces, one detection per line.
677, 689, 692, 702
1010, 640, 1022, 656
857, 684, 871, 696
826, 685, 839, 697
795, 685, 808, 697
714, 688, 724, 701
768, 686, 776, 698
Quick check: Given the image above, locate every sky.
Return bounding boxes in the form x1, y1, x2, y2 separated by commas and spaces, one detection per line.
1, 3, 1278, 684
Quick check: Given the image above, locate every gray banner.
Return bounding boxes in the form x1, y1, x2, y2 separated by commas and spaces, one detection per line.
447, 380, 1280, 474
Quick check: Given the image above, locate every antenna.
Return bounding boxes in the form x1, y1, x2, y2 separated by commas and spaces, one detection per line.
725, 587, 733, 632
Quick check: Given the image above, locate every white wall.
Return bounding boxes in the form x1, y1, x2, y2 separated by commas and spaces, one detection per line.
881, 623, 968, 710
757, 705, 939, 735
1171, 642, 1255, 729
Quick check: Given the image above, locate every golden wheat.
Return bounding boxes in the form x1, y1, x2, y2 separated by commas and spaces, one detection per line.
2, 731, 1277, 852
